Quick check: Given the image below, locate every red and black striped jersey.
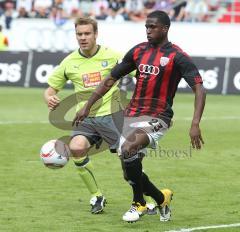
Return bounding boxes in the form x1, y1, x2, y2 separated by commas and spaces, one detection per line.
111, 42, 203, 125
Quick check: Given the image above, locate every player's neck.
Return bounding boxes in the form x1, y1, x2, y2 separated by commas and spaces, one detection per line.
80, 45, 99, 58
155, 38, 169, 48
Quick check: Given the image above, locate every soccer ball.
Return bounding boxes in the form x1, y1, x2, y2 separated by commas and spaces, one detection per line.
40, 139, 70, 169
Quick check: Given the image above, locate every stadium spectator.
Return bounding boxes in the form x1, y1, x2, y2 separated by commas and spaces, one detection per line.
0, 1, 4, 16
92, 0, 109, 20
50, 5, 68, 26
152, 0, 182, 20
33, 0, 52, 18
50, 0, 69, 26
105, 0, 126, 22
62, 0, 79, 18
0, 24, 9, 50
16, 0, 33, 18
184, 0, 209, 22
3, 0, 14, 29
0, 0, 233, 23
205, 0, 221, 21
144, 0, 156, 14
124, 0, 145, 22
17, 6, 29, 17
153, 0, 173, 12
78, 0, 94, 17
170, 0, 187, 21
207, 0, 220, 11
74, 10, 206, 222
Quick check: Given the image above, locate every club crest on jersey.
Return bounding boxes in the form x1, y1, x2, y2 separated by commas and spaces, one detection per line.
101, 61, 108, 67
160, 57, 170, 67
73, 65, 80, 69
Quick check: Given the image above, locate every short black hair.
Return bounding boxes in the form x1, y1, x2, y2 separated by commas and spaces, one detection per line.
147, 11, 171, 28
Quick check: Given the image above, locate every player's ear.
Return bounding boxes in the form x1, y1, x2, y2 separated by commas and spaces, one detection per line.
163, 25, 169, 34
162, 26, 169, 33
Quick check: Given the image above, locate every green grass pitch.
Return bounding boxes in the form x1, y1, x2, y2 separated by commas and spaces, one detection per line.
0, 87, 239, 232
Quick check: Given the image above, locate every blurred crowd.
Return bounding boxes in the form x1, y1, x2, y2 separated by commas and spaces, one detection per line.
0, 0, 236, 29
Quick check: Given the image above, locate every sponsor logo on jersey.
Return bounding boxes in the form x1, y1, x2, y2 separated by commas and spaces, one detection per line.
82, 72, 102, 87
138, 64, 160, 75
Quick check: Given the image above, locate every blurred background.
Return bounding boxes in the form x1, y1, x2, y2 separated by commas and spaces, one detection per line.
1, 2, 240, 231
0, 0, 240, 94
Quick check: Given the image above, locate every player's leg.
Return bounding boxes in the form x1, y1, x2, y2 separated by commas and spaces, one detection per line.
120, 134, 172, 221
69, 134, 106, 214
91, 112, 151, 220
120, 128, 149, 222
140, 117, 173, 221
142, 171, 173, 221
141, 172, 164, 207
70, 112, 121, 214
144, 195, 157, 215
121, 116, 173, 222
120, 156, 157, 215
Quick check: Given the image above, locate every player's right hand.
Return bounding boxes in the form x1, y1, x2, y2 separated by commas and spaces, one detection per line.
47, 95, 60, 111
72, 105, 90, 127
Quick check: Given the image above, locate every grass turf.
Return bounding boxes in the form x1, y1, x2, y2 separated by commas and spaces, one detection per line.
0, 87, 239, 232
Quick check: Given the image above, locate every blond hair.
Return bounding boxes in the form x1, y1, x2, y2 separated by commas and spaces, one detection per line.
74, 17, 98, 33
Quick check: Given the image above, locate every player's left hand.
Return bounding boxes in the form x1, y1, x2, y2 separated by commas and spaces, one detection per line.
72, 106, 90, 127
189, 124, 204, 149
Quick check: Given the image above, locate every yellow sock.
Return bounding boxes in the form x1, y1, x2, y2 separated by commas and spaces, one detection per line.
73, 157, 102, 197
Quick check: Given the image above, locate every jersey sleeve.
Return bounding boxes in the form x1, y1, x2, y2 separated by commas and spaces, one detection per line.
111, 47, 136, 80
47, 60, 67, 90
175, 52, 203, 87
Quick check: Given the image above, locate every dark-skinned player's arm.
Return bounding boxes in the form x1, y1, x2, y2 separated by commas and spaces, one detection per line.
175, 52, 206, 150
189, 83, 206, 149
72, 76, 118, 126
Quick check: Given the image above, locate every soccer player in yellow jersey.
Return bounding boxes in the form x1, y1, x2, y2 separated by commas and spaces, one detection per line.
44, 17, 156, 215
44, 17, 121, 214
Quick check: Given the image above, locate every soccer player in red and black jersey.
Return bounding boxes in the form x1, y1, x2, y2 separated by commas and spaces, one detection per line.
73, 10, 206, 222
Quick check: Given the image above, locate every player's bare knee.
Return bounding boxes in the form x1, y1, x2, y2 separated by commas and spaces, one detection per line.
121, 142, 139, 159
69, 135, 90, 157
69, 142, 88, 158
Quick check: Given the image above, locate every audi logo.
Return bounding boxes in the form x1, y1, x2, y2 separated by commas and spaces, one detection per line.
138, 64, 160, 75
24, 28, 77, 51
